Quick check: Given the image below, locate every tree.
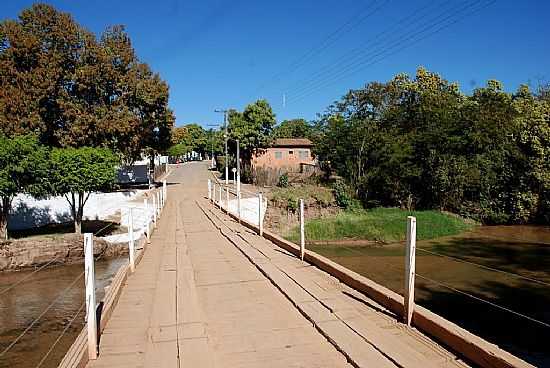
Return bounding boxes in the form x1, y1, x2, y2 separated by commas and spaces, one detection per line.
315, 67, 550, 224
0, 4, 174, 163
49, 147, 118, 234
167, 143, 190, 158
0, 135, 50, 239
228, 99, 276, 161
273, 119, 312, 139
171, 124, 208, 155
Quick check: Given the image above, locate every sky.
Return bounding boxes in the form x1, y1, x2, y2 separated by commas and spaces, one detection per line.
1, 0, 549, 128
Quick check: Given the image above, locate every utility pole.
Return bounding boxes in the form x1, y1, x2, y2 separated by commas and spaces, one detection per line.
214, 108, 229, 185
236, 139, 240, 193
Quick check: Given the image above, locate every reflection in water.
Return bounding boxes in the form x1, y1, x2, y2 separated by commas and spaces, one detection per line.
0, 258, 127, 368
309, 225, 550, 367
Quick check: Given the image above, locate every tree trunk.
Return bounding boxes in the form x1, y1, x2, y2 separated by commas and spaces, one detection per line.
0, 196, 9, 240
74, 216, 82, 234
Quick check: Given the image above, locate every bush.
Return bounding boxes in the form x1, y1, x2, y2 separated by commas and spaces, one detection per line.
277, 173, 289, 188
333, 181, 352, 209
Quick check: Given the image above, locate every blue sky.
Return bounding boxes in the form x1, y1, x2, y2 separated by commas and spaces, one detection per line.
2, 1, 549, 127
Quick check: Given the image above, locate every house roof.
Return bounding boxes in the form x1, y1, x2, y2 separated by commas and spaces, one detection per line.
272, 138, 313, 148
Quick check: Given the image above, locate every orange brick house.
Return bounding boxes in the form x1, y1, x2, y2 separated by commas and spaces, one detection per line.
252, 138, 315, 171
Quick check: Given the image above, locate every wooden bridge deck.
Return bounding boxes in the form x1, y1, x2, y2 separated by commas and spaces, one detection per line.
87, 162, 471, 368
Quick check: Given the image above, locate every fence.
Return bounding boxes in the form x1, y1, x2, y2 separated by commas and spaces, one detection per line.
0, 182, 169, 368
205, 177, 544, 368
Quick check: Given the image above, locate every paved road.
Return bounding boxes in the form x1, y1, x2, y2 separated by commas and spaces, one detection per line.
87, 162, 470, 368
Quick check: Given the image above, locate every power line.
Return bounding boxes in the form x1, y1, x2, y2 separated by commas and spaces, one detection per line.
288, 0, 495, 103
253, 0, 387, 95
288, 0, 492, 102
281, 0, 439, 97
0, 271, 84, 357
287, 0, 484, 100
416, 273, 550, 329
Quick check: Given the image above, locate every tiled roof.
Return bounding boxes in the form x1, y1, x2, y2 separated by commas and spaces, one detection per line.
272, 138, 313, 147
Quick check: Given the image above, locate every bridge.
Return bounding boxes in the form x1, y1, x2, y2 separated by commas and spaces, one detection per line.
59, 162, 532, 368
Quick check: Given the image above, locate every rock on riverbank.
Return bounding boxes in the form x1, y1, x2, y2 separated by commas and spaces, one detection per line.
0, 234, 129, 272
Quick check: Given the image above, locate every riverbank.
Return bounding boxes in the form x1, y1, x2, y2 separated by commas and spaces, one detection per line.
0, 232, 128, 272
285, 207, 475, 244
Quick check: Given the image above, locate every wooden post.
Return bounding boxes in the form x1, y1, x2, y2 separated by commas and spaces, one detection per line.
208, 179, 212, 200
300, 199, 305, 261
128, 207, 135, 272
404, 216, 417, 326
84, 233, 97, 360
144, 199, 150, 243
258, 193, 263, 236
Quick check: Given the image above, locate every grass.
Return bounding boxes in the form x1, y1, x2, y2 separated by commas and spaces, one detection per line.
286, 207, 474, 243
270, 184, 335, 209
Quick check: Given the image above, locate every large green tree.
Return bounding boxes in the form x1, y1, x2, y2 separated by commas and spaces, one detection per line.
0, 135, 50, 239
316, 67, 550, 224
273, 119, 312, 139
228, 99, 276, 161
49, 147, 118, 234
0, 4, 174, 162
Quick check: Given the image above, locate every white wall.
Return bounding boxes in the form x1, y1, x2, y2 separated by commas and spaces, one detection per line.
9, 190, 145, 230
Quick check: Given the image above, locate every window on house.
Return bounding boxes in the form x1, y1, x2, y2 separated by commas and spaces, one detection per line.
299, 150, 309, 159
289, 150, 294, 155
275, 151, 282, 159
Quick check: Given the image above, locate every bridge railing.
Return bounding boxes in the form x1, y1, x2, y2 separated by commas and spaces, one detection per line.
0, 182, 170, 368
204, 176, 546, 368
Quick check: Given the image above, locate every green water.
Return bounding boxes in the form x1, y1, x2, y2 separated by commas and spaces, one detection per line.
309, 225, 550, 367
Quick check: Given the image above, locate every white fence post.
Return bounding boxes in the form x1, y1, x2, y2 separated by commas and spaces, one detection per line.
208, 179, 212, 200
144, 199, 150, 243
219, 184, 222, 208
404, 216, 417, 326
258, 193, 263, 236
163, 180, 167, 205
226, 185, 229, 210
128, 207, 135, 272
156, 191, 161, 216
237, 191, 241, 222
300, 199, 305, 261
152, 195, 157, 227
84, 233, 97, 360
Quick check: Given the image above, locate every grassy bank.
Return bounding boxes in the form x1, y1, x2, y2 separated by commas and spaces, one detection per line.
286, 207, 474, 243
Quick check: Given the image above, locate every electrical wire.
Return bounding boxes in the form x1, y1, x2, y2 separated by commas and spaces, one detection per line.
287, 0, 488, 101
288, 0, 495, 103
253, 0, 388, 95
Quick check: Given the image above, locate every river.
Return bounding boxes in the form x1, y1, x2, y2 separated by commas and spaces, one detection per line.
0, 257, 127, 368
309, 225, 550, 367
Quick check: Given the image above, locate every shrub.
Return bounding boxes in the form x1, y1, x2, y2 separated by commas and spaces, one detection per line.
333, 181, 352, 209
277, 173, 289, 188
